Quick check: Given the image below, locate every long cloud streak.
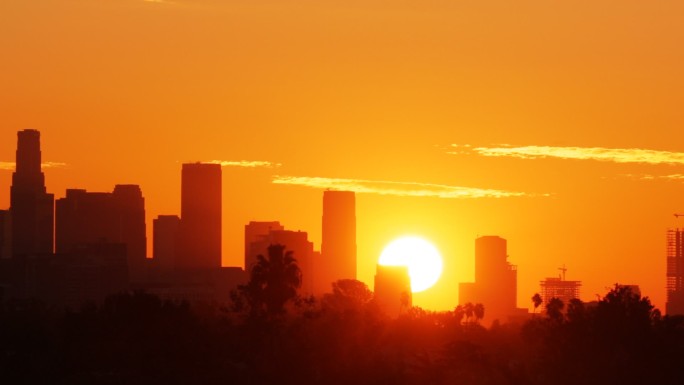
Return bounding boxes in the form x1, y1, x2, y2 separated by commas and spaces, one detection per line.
0, 162, 67, 171
208, 160, 281, 168
452, 145, 684, 165
273, 176, 544, 199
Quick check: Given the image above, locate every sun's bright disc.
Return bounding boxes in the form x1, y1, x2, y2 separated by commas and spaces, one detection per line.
379, 236, 443, 292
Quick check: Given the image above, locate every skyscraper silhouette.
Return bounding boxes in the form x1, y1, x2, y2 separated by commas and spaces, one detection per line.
10, 129, 54, 256
55, 185, 147, 279
178, 163, 222, 269
459, 236, 524, 323
319, 190, 356, 293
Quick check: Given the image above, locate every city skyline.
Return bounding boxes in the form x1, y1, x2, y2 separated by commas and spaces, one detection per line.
0, 128, 679, 313
2, 1, 684, 311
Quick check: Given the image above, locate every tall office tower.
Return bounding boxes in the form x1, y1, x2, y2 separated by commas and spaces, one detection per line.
244, 221, 284, 273
248, 229, 315, 294
0, 210, 11, 259
178, 163, 222, 269
374, 264, 412, 318
666, 229, 684, 315
459, 236, 520, 323
320, 190, 356, 293
10, 129, 54, 256
153, 215, 180, 270
55, 185, 147, 278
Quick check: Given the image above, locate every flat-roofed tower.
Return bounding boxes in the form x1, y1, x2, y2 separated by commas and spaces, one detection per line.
178, 163, 222, 269
319, 190, 356, 293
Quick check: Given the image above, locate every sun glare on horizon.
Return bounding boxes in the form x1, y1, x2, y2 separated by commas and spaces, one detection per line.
379, 236, 443, 293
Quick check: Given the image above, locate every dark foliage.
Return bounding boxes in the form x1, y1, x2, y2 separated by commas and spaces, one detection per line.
1, 285, 684, 384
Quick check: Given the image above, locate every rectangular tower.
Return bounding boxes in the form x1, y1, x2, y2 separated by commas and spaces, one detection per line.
320, 190, 356, 293
178, 163, 222, 269
10, 129, 54, 256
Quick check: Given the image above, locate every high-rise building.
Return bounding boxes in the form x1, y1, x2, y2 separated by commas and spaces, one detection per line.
0, 210, 11, 259
666, 229, 684, 315
178, 163, 222, 269
55, 185, 146, 279
247, 229, 314, 294
10, 129, 54, 256
374, 264, 412, 318
320, 190, 356, 293
153, 215, 180, 271
244, 221, 284, 273
459, 236, 525, 323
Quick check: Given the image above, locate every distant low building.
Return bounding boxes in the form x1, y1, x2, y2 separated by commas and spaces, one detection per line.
374, 264, 411, 318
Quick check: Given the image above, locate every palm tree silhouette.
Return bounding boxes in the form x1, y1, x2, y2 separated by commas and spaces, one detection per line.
244, 244, 302, 317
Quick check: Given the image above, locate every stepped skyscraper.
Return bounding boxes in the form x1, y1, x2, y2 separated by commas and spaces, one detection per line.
10, 129, 54, 256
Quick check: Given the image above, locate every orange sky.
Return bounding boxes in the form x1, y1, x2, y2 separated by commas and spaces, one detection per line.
2, 0, 684, 311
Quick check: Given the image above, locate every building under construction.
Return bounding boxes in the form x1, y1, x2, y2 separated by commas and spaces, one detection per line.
540, 267, 581, 306
666, 228, 684, 315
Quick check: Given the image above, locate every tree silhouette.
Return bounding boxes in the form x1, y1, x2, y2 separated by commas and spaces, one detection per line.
545, 297, 564, 322
322, 279, 373, 314
239, 244, 302, 318
531, 293, 542, 314
473, 303, 485, 324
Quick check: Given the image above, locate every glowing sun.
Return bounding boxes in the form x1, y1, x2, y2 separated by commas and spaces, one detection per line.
379, 236, 443, 292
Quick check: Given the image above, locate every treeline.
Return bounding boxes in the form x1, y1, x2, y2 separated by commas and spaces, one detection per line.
2, 284, 684, 385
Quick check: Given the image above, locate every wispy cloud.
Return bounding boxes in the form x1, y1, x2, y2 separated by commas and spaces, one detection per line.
272, 176, 545, 199
451, 145, 684, 165
620, 174, 684, 181
208, 160, 281, 168
0, 162, 66, 171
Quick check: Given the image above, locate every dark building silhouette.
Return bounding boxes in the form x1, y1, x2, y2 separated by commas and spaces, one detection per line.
320, 190, 356, 293
10, 129, 54, 256
248, 229, 315, 295
244, 221, 284, 273
540, 267, 581, 307
666, 229, 684, 315
56, 185, 147, 279
0, 210, 10, 259
459, 236, 527, 323
0, 242, 128, 307
153, 215, 180, 271
178, 163, 222, 269
374, 264, 412, 318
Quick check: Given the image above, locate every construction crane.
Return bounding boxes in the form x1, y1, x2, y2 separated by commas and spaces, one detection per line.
558, 264, 567, 281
